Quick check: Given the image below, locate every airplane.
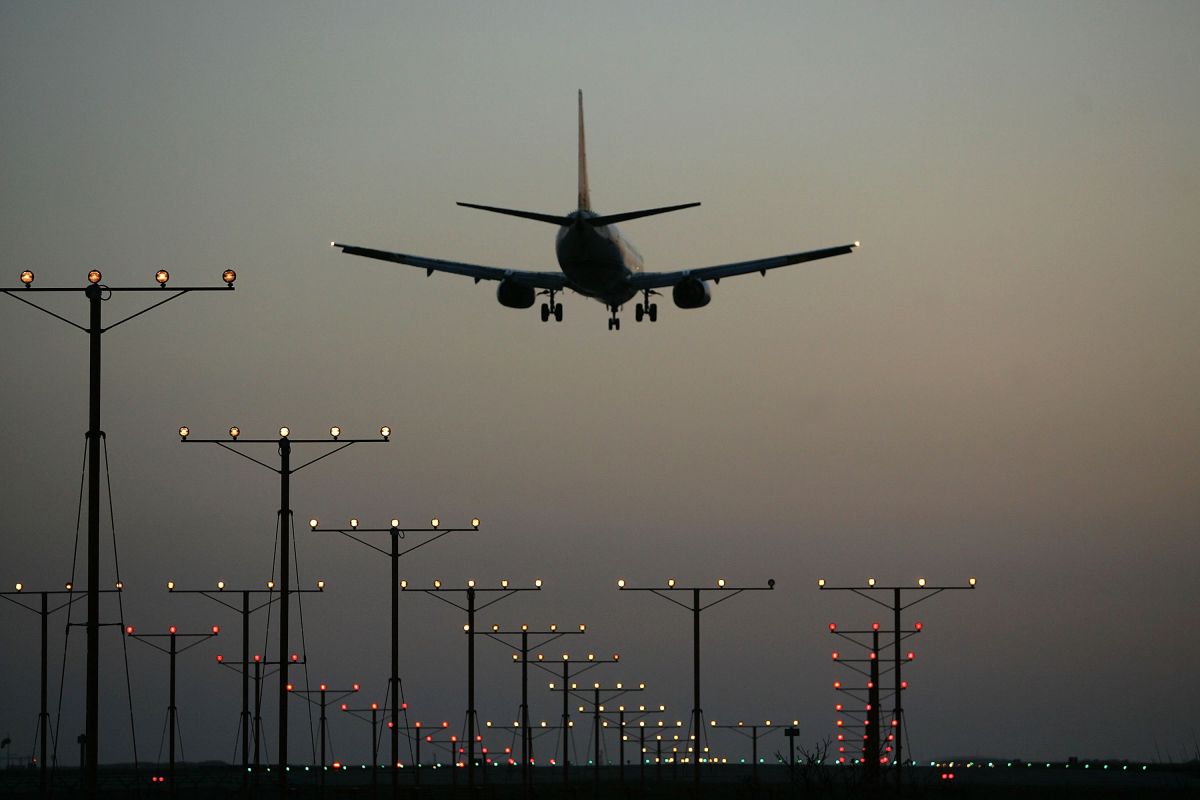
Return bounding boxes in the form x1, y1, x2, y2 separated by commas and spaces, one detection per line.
332, 91, 858, 330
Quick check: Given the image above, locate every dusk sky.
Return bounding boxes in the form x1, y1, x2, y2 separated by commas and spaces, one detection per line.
2, 1, 1198, 768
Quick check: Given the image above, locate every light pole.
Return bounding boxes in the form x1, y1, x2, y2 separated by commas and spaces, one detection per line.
542, 652, 619, 789
611, 703, 666, 786
827, 620, 904, 779
818, 576, 977, 796
172, 579, 324, 780
310, 516, 479, 793
124, 623, 220, 795
179, 425, 387, 793
617, 577, 775, 784
288, 681, 360, 791
481, 623, 586, 793
402, 579, 543, 787
566, 681, 646, 785
708, 719, 797, 786
0, 583, 118, 798
3, 267, 235, 795
339, 700, 385, 792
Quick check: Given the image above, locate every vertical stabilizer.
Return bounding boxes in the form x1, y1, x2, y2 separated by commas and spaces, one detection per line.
577, 90, 591, 212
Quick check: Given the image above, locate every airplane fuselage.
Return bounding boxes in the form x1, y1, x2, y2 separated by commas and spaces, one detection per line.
555, 211, 642, 305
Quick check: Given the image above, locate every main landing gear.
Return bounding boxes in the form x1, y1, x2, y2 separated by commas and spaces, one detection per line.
607, 304, 621, 331
634, 289, 659, 323
539, 291, 563, 322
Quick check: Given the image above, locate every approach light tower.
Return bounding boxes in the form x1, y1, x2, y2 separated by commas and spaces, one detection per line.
3, 267, 235, 795
617, 577, 775, 784
179, 425, 388, 792
819, 576, 976, 795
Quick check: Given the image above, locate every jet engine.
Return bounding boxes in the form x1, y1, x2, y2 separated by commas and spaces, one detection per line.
496, 279, 535, 309
671, 277, 712, 309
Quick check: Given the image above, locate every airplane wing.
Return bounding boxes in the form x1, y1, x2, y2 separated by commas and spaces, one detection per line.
627, 242, 859, 290
332, 243, 569, 290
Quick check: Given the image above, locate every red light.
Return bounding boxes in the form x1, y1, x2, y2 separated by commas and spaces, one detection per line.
169, 626, 177, 634
900, 681, 908, 689
216, 655, 224, 663
352, 683, 360, 691
401, 702, 408, 710
212, 625, 220, 634
504, 747, 511, 754
287, 683, 295, 692
837, 734, 845, 741
291, 654, 299, 662
254, 654, 261, 662
914, 621, 923, 631
836, 720, 844, 727
835, 703, 843, 711
907, 651, 915, 660
371, 703, 378, 710
831, 652, 839, 660
475, 735, 482, 742
332, 761, 341, 770
869, 651, 877, 660
828, 623, 837, 631
442, 721, 449, 728
425, 736, 432, 742
872, 622, 880, 630
387, 722, 394, 729
833, 681, 841, 689
414, 721, 421, 728
125, 626, 134, 635
340, 704, 347, 711
867, 681, 874, 689
320, 684, 327, 692
865, 704, 872, 711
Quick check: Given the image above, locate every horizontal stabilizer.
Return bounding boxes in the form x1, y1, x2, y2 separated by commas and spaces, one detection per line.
457, 202, 573, 226
584, 202, 700, 227
457, 200, 700, 228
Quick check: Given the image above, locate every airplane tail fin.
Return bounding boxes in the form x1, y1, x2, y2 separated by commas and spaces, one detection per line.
578, 89, 591, 212
455, 92, 700, 227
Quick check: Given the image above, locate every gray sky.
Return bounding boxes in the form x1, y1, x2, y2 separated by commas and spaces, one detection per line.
2, 1, 1198, 767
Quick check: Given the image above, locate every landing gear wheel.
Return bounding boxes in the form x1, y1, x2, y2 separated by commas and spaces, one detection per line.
648, 303, 658, 322
554, 304, 563, 322
540, 303, 550, 322
635, 304, 645, 322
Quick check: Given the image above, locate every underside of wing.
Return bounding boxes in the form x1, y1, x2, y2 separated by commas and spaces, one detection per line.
628, 242, 859, 290
333, 243, 569, 290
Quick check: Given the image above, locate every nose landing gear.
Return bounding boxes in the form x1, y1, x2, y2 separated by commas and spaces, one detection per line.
607, 304, 621, 331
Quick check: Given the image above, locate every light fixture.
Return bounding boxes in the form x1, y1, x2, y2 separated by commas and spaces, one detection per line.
867, 577, 876, 587
617, 579, 625, 588
350, 518, 359, 529
330, 426, 340, 440
817, 578, 826, 587
467, 579, 475, 588
279, 426, 289, 438
380, 425, 391, 439
155, 269, 169, 286
471, 517, 480, 528
399, 579, 407, 589
14, 583, 22, 592
968, 577, 977, 587
65, 582, 73, 590
917, 577, 926, 587
20, 270, 34, 287
390, 518, 400, 528
667, 578, 676, 588
87, 269, 102, 284
717, 578, 725, 587
316, 579, 325, 590
309, 518, 318, 528
267, 580, 275, 589
229, 426, 240, 440
433, 579, 442, 589
500, 579, 509, 588
534, 578, 543, 588
166, 581, 175, 590
178, 426, 189, 440
217, 580, 225, 590
222, 268, 237, 286
431, 517, 439, 528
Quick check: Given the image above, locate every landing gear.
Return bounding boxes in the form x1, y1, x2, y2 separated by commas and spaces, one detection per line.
607, 304, 621, 331
635, 289, 659, 322
539, 291, 563, 322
